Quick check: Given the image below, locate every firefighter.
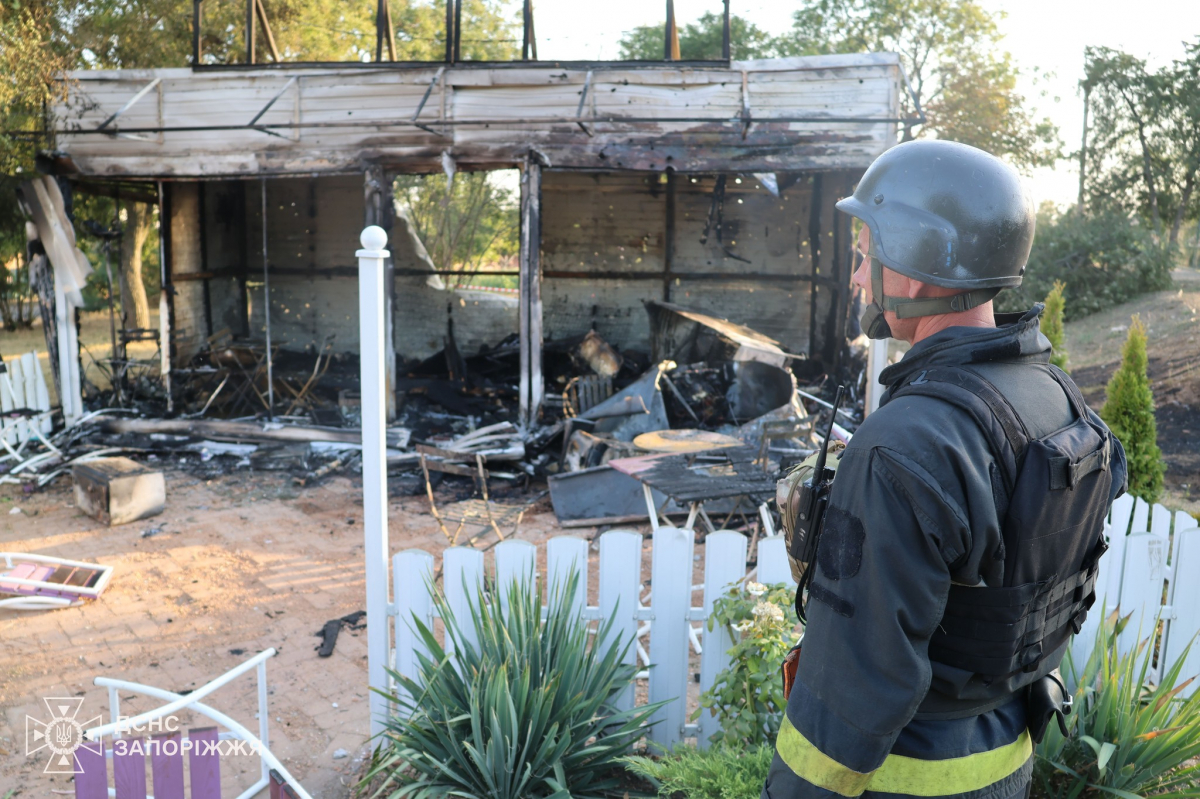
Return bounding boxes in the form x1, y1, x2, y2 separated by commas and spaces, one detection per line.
763, 139, 1127, 799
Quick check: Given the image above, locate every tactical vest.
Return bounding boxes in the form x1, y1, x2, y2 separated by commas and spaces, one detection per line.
887, 364, 1114, 683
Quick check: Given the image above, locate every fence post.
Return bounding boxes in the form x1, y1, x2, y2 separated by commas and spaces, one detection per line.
1165, 523, 1200, 697
358, 225, 391, 740
393, 549, 435, 716
648, 525, 694, 748
444, 546, 485, 659
756, 535, 796, 587
598, 530, 643, 713
698, 531, 749, 747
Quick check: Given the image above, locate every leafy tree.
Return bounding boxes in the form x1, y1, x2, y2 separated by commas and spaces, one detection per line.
779, 0, 1061, 170
0, 6, 73, 328
1082, 41, 1200, 247
66, 0, 518, 66
618, 12, 778, 61
395, 171, 518, 287
996, 205, 1173, 320
1042, 281, 1068, 372
1100, 316, 1164, 504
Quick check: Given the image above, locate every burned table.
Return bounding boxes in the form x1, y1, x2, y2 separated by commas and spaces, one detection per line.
608, 445, 780, 535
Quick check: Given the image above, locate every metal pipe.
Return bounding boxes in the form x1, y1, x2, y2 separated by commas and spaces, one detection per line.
86, 649, 276, 740
261, 178, 274, 418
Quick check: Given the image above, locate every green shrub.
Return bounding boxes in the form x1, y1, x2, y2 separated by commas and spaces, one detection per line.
1043, 280, 1069, 372
692, 582, 798, 747
1100, 316, 1164, 503
623, 742, 775, 799
360, 575, 656, 799
1035, 608, 1200, 797
997, 208, 1174, 321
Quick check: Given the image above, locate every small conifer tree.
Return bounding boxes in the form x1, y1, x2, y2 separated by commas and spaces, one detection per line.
1100, 316, 1164, 503
1043, 281, 1069, 371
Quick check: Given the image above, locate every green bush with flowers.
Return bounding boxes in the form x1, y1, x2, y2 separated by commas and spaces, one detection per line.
692, 581, 800, 747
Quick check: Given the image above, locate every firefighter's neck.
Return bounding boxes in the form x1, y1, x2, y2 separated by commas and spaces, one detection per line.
895, 277, 996, 345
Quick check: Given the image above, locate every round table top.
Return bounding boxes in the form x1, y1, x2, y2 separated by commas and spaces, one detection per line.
632, 429, 745, 453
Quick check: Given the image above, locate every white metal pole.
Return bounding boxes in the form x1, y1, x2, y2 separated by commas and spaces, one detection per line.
357, 225, 391, 740
864, 338, 888, 417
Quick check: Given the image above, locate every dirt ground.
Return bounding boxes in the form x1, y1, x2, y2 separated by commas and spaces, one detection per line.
1063, 267, 1200, 517
0, 467, 702, 798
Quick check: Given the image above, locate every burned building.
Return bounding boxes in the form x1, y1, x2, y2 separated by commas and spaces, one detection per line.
48, 50, 905, 424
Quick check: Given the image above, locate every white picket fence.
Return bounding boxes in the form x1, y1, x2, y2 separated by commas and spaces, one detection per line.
390, 528, 797, 748
1076, 493, 1200, 689
389, 495, 1200, 751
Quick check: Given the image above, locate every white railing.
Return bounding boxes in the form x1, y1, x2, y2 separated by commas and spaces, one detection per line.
390, 530, 796, 749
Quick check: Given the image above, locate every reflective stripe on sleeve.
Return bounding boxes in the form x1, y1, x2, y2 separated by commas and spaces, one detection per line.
775, 716, 876, 797
775, 717, 1032, 798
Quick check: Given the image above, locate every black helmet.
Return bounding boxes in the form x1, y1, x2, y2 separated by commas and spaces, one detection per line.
836, 140, 1036, 338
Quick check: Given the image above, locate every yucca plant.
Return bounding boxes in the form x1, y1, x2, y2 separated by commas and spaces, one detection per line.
359, 574, 659, 799
1035, 608, 1200, 798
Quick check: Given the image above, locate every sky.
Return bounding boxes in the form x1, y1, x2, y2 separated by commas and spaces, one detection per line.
531, 0, 1200, 208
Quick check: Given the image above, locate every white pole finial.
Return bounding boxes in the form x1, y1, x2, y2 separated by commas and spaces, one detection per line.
359, 225, 389, 255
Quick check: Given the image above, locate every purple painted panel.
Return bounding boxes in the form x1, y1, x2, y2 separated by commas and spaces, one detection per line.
112, 736, 148, 799
73, 740, 107, 799
188, 727, 222, 799
151, 732, 185, 799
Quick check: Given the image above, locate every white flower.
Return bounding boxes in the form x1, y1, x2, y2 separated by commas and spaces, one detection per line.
746, 581, 767, 597
752, 601, 785, 624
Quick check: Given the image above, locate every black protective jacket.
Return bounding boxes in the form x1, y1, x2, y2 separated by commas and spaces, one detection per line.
763, 308, 1127, 799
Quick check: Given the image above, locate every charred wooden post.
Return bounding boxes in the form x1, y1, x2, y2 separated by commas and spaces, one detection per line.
453, 0, 463, 63
364, 166, 397, 421
807, 173, 822, 362
522, 0, 536, 61
192, 0, 202, 66
198, 182, 213, 338
376, 0, 386, 62
158, 180, 174, 414
260, 178, 274, 418
245, 0, 255, 65
722, 0, 731, 60
664, 0, 680, 61
375, 0, 397, 63
444, 0, 454, 63
254, 0, 281, 63
663, 171, 676, 302
519, 158, 544, 428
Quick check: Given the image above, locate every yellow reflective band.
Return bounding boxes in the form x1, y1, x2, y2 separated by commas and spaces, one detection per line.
776, 716, 876, 797
867, 730, 1032, 796
776, 717, 1033, 798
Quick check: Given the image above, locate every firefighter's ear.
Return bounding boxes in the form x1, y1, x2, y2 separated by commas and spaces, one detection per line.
904, 272, 925, 300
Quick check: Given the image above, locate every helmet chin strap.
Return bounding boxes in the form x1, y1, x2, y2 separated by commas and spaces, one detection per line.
860, 253, 1000, 340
